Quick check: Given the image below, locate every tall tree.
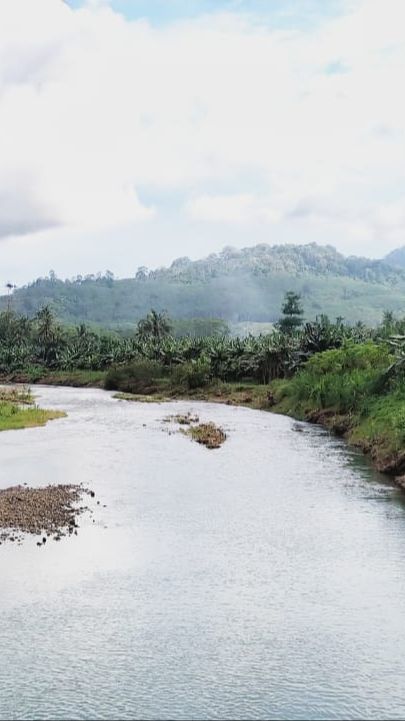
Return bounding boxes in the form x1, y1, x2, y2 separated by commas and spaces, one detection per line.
35, 306, 62, 365
277, 292, 304, 335
136, 309, 172, 342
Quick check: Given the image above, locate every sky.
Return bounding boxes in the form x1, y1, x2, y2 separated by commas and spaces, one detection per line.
0, 0, 404, 286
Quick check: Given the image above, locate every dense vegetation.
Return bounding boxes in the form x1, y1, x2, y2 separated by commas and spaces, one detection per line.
0, 302, 374, 384
1, 292, 405, 474
272, 340, 405, 474
3, 243, 405, 327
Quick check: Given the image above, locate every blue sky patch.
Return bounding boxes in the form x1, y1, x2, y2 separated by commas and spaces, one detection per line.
66, 0, 346, 29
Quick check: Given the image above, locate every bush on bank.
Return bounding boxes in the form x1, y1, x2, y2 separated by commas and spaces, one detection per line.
272, 341, 405, 472
281, 342, 393, 413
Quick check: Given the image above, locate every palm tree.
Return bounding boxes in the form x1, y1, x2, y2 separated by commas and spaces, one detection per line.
136, 310, 172, 342
35, 306, 63, 365
5, 283, 16, 313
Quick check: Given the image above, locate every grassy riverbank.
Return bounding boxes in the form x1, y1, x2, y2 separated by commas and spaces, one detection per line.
113, 382, 272, 409
0, 387, 65, 432
269, 342, 405, 476
0, 405, 65, 432
1, 341, 404, 477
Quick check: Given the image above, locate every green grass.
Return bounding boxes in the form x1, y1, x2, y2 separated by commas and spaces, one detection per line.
270, 342, 405, 474
38, 370, 106, 387
352, 389, 405, 457
271, 343, 391, 413
0, 402, 65, 431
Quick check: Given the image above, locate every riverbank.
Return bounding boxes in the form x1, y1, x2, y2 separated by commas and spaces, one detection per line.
0, 405, 65, 432
0, 386, 65, 432
115, 383, 405, 477
109, 344, 405, 482
114, 382, 272, 409
0, 369, 106, 387
1, 352, 404, 481
268, 343, 405, 479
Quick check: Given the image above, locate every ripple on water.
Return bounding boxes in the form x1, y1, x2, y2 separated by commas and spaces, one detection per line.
1, 387, 405, 720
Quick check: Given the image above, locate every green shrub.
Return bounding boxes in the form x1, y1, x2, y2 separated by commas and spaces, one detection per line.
286, 342, 394, 413
105, 360, 166, 394
171, 357, 212, 390
26, 366, 46, 382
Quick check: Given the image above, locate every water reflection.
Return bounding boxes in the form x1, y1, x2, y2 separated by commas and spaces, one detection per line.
1, 386, 405, 720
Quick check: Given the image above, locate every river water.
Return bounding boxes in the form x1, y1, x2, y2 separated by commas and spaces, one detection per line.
1, 386, 405, 720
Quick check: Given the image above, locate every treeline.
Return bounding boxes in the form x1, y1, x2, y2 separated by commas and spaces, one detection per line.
1, 297, 404, 386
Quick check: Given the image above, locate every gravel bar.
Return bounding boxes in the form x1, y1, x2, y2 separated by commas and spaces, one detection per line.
0, 484, 95, 546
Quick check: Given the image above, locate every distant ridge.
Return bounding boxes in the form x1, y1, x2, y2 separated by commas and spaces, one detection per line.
2, 242, 405, 327
148, 243, 403, 284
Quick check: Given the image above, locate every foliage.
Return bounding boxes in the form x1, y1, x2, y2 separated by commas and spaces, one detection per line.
105, 360, 166, 394
352, 385, 405, 454
0, 305, 399, 398
172, 318, 230, 338
0, 402, 64, 432
136, 309, 172, 342
277, 292, 304, 334
170, 357, 212, 390
281, 342, 394, 414
272, 339, 405, 468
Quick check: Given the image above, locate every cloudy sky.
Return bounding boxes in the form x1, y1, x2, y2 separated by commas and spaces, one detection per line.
0, 0, 404, 285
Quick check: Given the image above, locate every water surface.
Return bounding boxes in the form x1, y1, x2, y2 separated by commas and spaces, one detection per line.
1, 386, 405, 720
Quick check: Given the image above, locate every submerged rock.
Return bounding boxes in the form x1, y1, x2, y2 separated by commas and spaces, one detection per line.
186, 422, 227, 449
163, 412, 227, 449
163, 412, 200, 426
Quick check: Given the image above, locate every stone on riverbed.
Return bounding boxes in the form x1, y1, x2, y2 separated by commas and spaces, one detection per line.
0, 484, 94, 546
185, 422, 227, 449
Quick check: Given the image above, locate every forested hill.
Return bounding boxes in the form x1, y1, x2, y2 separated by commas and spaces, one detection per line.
147, 243, 402, 283
2, 243, 405, 328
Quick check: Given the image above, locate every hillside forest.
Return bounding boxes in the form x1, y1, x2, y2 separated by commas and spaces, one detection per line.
2, 243, 405, 330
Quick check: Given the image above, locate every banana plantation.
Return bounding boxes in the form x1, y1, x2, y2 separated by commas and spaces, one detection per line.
0, 305, 377, 384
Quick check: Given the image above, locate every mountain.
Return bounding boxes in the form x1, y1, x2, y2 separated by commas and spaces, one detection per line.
2, 243, 405, 328
384, 246, 405, 269
149, 243, 402, 284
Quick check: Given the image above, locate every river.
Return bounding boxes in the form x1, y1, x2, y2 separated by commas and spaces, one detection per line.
1, 385, 405, 720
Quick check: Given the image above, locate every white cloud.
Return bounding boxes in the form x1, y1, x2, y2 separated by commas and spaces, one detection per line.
186, 194, 280, 224
0, 0, 405, 283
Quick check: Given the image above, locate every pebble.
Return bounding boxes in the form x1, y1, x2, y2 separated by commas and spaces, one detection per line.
0, 484, 96, 546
